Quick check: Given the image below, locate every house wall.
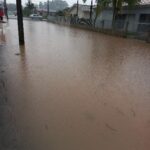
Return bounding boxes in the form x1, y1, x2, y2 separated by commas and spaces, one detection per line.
70, 7, 81, 18
126, 14, 136, 32
122, 7, 150, 32
95, 9, 113, 29
70, 7, 90, 19
95, 5, 150, 32
83, 12, 90, 19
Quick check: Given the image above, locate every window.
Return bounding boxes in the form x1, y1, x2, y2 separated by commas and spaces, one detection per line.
139, 14, 150, 23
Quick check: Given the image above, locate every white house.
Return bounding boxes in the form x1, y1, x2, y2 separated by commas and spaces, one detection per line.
69, 4, 91, 19
95, 4, 150, 33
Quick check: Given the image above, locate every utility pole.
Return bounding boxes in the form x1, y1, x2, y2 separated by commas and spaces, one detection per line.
90, 0, 93, 21
16, 0, 24, 45
76, 0, 79, 17
47, 0, 49, 16
4, 0, 8, 20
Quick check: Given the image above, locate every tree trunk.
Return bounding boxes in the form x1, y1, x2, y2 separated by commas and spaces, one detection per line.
112, 0, 117, 29
112, 9, 116, 29
90, 0, 93, 21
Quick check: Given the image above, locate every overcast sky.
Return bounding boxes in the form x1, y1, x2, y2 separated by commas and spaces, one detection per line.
7, 0, 96, 6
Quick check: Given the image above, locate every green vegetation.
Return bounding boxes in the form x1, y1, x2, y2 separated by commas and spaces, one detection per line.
23, 0, 35, 17
82, 0, 110, 25
112, 0, 140, 28
94, 0, 110, 25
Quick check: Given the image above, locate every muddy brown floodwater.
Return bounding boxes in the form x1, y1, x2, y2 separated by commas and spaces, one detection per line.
0, 20, 150, 150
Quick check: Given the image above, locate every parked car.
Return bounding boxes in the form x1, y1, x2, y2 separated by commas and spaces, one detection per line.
30, 14, 43, 20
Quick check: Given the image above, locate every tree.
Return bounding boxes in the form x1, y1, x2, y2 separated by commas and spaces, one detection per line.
77, 0, 79, 17
56, 10, 65, 16
23, 0, 35, 17
47, 0, 68, 11
112, 0, 123, 28
26, 0, 35, 12
94, 0, 110, 26
125, 0, 140, 8
83, 0, 110, 25
112, 0, 140, 28
124, 0, 140, 32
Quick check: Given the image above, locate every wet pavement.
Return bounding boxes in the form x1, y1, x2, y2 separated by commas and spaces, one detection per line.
0, 20, 150, 150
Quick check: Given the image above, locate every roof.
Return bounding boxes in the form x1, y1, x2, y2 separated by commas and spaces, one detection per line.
103, 3, 150, 11
69, 4, 96, 13
79, 5, 90, 12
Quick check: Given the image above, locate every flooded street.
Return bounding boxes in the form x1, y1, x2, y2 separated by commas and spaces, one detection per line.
0, 20, 150, 150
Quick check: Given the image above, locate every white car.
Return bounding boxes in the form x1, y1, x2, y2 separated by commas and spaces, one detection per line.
30, 14, 43, 20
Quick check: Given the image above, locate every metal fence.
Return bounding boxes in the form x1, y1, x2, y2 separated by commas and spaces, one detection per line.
137, 22, 150, 32
47, 16, 71, 25
47, 16, 150, 41
95, 19, 150, 32
95, 19, 150, 40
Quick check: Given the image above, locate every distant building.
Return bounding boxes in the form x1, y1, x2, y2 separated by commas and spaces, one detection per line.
7, 3, 16, 12
69, 4, 92, 19
39, 0, 68, 11
46, 3, 92, 18
37, 8, 57, 16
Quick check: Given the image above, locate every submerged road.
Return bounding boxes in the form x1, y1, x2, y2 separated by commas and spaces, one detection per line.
0, 20, 150, 150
